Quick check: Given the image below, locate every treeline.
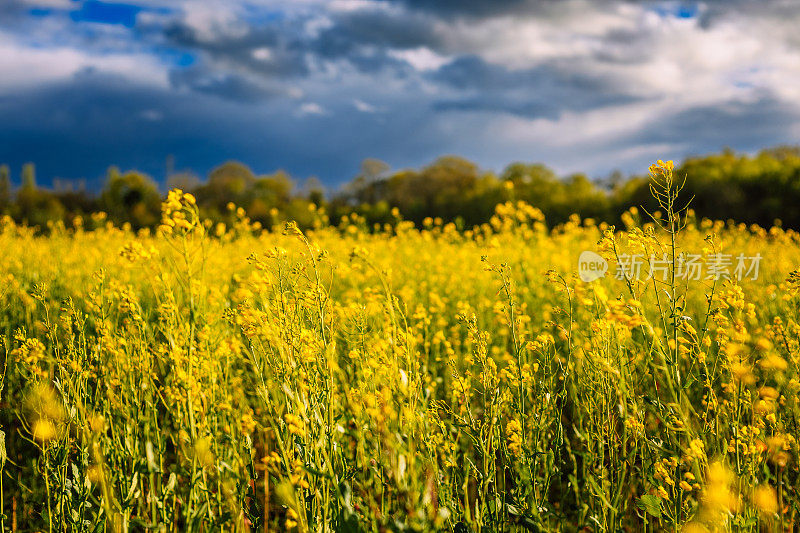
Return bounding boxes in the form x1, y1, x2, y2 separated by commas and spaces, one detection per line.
2, 146, 800, 232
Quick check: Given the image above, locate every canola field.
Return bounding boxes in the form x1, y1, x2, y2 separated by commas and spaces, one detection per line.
1, 161, 799, 532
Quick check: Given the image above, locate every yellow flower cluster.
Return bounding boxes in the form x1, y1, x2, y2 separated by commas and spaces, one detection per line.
159, 188, 199, 234
1, 173, 800, 531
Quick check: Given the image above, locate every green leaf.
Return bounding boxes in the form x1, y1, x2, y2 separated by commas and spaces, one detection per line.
637, 495, 662, 518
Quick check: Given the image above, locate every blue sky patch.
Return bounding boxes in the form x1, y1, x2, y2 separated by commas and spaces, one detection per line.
651, 2, 699, 20
70, 1, 142, 27
28, 8, 54, 17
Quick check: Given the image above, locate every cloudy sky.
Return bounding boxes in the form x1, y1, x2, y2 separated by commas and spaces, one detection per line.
1, 0, 799, 188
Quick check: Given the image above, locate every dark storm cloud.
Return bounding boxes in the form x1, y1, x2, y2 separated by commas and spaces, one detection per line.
294, 7, 436, 75
692, 0, 799, 28
380, 0, 535, 18
387, 0, 800, 32
0, 74, 237, 185
541, 93, 800, 177
2, 0, 800, 185
635, 96, 800, 150
313, 7, 440, 55
162, 20, 310, 77
431, 92, 635, 119
430, 55, 641, 118
0, 70, 444, 187
160, 5, 439, 79
168, 66, 284, 102
591, 28, 655, 64
432, 55, 550, 90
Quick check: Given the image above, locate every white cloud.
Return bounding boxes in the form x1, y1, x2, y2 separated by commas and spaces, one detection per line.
436, 2, 643, 68
353, 98, 379, 112
328, 0, 384, 12
298, 102, 326, 115
388, 47, 450, 71
140, 109, 164, 121
179, 1, 249, 42
0, 33, 169, 92
17, 0, 73, 7
406, 0, 800, 161
251, 47, 273, 61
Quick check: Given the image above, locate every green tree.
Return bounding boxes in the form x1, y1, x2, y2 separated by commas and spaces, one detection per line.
21, 162, 36, 190
100, 167, 161, 229
167, 171, 201, 192
13, 164, 66, 229
349, 159, 390, 204
194, 161, 257, 214
245, 170, 295, 225
389, 156, 496, 224
0, 164, 10, 211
